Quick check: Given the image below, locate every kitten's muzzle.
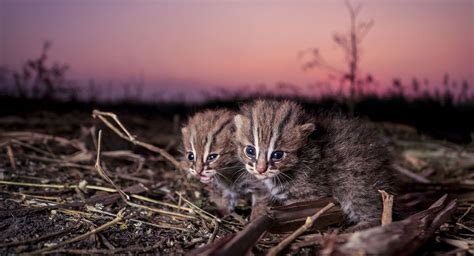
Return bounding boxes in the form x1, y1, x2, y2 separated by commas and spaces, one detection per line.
199, 175, 213, 183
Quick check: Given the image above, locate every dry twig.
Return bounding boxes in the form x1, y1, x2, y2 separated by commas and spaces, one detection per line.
84, 205, 188, 231
393, 164, 431, 183
92, 110, 182, 170
92, 130, 195, 220
332, 195, 457, 255
94, 130, 130, 201
6, 143, 16, 169
379, 190, 393, 225
177, 192, 220, 223
2, 131, 87, 153
207, 218, 220, 244
267, 202, 336, 256
0, 180, 193, 214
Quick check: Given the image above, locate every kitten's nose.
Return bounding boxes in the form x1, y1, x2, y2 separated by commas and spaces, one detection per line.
256, 159, 267, 174
195, 161, 204, 174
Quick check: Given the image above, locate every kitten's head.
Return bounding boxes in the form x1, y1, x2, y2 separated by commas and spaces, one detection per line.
181, 109, 236, 184
234, 100, 315, 180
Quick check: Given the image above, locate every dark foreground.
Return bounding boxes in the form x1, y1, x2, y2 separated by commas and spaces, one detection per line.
0, 111, 473, 255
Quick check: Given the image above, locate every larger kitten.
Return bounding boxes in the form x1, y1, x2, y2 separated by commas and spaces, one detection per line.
181, 109, 251, 213
234, 100, 395, 224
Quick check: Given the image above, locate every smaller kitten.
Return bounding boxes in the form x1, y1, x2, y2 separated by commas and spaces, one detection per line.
181, 109, 248, 213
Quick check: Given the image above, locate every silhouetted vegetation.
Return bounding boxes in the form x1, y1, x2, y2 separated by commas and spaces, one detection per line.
0, 40, 473, 144
300, 0, 375, 113
1, 42, 78, 101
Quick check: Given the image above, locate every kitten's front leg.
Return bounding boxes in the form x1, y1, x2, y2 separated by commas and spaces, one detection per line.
250, 194, 269, 221
224, 189, 239, 213
209, 189, 232, 216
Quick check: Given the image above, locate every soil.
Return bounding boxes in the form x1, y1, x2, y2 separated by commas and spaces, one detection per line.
0, 111, 473, 255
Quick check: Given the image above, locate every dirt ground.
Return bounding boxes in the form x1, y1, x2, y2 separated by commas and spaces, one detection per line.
0, 111, 473, 255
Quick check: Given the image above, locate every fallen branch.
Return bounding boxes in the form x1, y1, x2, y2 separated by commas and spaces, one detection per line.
330, 194, 457, 256
267, 202, 336, 256
215, 215, 274, 256
269, 198, 342, 233
440, 238, 474, 254
192, 198, 343, 256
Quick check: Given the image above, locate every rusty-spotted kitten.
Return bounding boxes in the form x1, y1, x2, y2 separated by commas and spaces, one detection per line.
181, 109, 249, 214
234, 99, 395, 224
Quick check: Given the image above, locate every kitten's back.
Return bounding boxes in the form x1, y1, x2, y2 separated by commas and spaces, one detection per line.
310, 113, 397, 222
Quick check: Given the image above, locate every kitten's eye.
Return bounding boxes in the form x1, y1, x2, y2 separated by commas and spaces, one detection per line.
187, 152, 194, 161
245, 145, 256, 158
271, 151, 284, 161
206, 153, 219, 162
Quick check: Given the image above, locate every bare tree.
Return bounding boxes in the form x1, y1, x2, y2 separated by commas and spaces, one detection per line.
13, 41, 72, 100
301, 0, 373, 111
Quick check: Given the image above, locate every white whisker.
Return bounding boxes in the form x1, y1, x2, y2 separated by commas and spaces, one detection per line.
233, 168, 248, 185
214, 171, 232, 183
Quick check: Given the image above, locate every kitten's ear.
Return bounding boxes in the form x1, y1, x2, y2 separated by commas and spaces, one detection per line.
299, 123, 315, 137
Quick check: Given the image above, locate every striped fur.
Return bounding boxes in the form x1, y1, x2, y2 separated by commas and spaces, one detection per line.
234, 99, 396, 224
234, 100, 314, 180
181, 109, 251, 213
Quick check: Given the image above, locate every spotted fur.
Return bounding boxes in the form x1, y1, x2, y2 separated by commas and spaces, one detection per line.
234, 99, 396, 223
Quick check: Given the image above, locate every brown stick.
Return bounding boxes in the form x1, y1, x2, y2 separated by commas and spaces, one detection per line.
330, 194, 457, 256
94, 130, 130, 201
6, 143, 16, 170
379, 190, 394, 226
392, 164, 431, 183
207, 218, 220, 244
267, 202, 336, 256
215, 214, 275, 256
92, 110, 182, 170
84, 206, 189, 231
93, 130, 195, 220
0, 180, 194, 219
2, 131, 88, 153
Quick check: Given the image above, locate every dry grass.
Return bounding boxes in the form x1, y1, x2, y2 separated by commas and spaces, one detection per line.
0, 110, 473, 255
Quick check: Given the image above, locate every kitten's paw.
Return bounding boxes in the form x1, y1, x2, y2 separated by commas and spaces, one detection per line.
250, 204, 268, 221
